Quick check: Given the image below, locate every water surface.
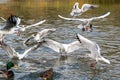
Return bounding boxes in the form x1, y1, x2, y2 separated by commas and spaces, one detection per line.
0, 0, 120, 80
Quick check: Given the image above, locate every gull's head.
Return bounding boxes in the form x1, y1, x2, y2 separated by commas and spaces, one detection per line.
74, 2, 79, 9
75, 2, 79, 6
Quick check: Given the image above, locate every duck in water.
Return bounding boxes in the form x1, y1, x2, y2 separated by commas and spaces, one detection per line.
0, 61, 17, 78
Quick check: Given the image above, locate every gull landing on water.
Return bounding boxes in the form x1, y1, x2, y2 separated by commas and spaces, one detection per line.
0, 41, 39, 60
76, 33, 110, 65
24, 28, 56, 45
70, 2, 98, 17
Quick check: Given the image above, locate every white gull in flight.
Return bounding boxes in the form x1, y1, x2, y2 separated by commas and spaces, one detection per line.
76, 33, 110, 64
70, 2, 98, 17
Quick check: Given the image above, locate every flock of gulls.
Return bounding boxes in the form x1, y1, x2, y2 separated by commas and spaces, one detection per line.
0, 2, 111, 79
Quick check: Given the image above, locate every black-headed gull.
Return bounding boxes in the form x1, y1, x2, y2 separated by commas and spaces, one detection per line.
0, 15, 21, 42
34, 39, 82, 56
59, 12, 110, 31
70, 2, 98, 17
76, 33, 110, 65
0, 41, 39, 60
24, 28, 56, 45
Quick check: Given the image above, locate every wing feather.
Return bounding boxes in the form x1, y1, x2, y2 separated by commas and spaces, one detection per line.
81, 4, 98, 12
25, 20, 46, 29
58, 15, 85, 21
34, 28, 56, 41
58, 12, 110, 22
88, 12, 110, 21
42, 39, 63, 53
0, 42, 19, 58
66, 41, 82, 53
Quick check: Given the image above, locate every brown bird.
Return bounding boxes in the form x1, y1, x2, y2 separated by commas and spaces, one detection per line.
39, 68, 53, 80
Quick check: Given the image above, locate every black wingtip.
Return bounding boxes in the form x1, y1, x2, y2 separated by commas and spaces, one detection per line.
76, 33, 82, 43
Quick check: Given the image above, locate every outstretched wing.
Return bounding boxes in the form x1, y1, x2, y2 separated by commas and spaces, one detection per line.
41, 39, 63, 53
18, 19, 46, 32
81, 4, 98, 12
18, 44, 40, 59
59, 12, 110, 22
24, 28, 56, 45
0, 42, 19, 58
87, 12, 110, 21
0, 42, 39, 60
66, 41, 82, 53
25, 20, 46, 29
58, 15, 85, 21
0, 17, 7, 22
34, 28, 56, 41
2, 15, 21, 30
76, 34, 110, 64
76, 33, 94, 52
23, 34, 34, 45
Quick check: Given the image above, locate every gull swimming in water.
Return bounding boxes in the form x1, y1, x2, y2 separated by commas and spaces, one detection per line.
0, 41, 39, 60
24, 28, 56, 45
70, 2, 98, 17
0, 15, 21, 42
33, 39, 82, 56
76, 33, 110, 65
